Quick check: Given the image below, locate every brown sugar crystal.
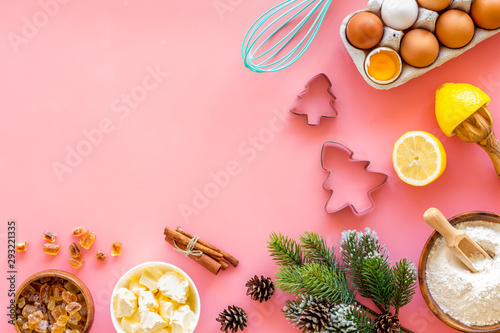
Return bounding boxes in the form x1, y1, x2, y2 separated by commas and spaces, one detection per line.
95, 250, 107, 262
65, 302, 82, 314
43, 243, 61, 255
15, 241, 28, 252
79, 230, 96, 250
62, 291, 78, 303
42, 230, 56, 242
39, 284, 50, 303
68, 243, 81, 258
72, 226, 86, 237
111, 242, 122, 256
68, 256, 85, 269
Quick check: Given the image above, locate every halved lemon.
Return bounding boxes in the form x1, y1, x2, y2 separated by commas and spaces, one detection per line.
392, 131, 447, 186
435, 83, 491, 137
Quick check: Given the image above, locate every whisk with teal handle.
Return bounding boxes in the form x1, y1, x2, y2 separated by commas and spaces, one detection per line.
242, 0, 332, 73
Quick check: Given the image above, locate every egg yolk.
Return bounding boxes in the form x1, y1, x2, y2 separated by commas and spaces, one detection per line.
366, 50, 401, 82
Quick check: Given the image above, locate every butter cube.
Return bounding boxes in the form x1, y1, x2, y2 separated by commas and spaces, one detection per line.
159, 298, 176, 323
139, 266, 164, 292
129, 275, 147, 295
158, 272, 189, 303
114, 287, 138, 319
140, 310, 167, 333
170, 305, 196, 333
138, 290, 159, 311
120, 311, 144, 333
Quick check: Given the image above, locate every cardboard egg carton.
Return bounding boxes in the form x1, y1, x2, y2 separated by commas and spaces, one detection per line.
340, 0, 500, 90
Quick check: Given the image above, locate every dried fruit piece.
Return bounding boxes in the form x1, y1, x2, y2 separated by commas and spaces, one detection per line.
16, 241, 28, 252
68, 243, 81, 258
72, 226, 86, 237
95, 250, 107, 262
68, 256, 85, 269
79, 231, 96, 250
43, 231, 56, 243
43, 243, 61, 255
111, 242, 122, 256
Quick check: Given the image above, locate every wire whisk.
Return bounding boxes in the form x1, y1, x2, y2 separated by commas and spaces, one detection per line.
242, 0, 332, 73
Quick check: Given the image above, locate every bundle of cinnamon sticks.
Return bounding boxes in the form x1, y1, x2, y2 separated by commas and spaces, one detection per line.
164, 227, 239, 275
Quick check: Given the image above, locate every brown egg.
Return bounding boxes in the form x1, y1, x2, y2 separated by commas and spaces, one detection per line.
418, 0, 452, 11
400, 29, 440, 68
436, 10, 475, 49
346, 12, 384, 50
471, 0, 500, 30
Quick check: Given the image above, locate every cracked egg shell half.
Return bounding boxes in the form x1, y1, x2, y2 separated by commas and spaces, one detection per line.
364, 47, 402, 85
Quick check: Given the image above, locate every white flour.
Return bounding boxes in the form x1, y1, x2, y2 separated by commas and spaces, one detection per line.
426, 221, 500, 326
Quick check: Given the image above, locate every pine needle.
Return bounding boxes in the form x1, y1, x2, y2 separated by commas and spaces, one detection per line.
391, 258, 417, 313
300, 231, 340, 269
268, 232, 304, 267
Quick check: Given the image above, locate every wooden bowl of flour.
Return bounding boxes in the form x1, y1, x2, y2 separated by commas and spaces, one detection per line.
419, 211, 500, 333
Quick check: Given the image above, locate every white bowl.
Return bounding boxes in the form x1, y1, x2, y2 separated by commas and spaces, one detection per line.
110, 261, 201, 333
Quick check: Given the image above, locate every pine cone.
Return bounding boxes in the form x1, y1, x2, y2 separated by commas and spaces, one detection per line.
374, 313, 401, 333
245, 275, 275, 302
216, 305, 248, 333
297, 303, 330, 333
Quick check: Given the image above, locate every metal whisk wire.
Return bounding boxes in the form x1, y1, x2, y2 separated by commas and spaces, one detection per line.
242, 0, 332, 73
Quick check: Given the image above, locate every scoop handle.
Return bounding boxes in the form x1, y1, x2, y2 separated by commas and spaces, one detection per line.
423, 208, 462, 244
478, 131, 500, 180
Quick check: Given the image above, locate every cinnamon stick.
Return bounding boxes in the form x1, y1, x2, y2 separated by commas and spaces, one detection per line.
218, 259, 229, 270
164, 235, 221, 275
176, 227, 239, 267
164, 227, 223, 260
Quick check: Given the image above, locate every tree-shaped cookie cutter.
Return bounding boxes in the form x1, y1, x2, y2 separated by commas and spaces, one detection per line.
321, 142, 388, 215
290, 73, 338, 126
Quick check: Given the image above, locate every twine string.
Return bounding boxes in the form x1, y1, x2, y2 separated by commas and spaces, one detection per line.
173, 235, 203, 260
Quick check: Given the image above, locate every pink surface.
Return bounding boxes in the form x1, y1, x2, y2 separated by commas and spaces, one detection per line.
1, 1, 500, 332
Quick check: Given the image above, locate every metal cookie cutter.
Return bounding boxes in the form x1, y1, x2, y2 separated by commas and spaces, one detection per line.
290, 73, 338, 126
321, 142, 388, 215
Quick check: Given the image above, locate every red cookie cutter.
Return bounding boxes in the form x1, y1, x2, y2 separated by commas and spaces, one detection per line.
290, 73, 338, 126
321, 142, 388, 215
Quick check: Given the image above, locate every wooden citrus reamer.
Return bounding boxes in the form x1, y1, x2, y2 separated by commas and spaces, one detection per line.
423, 208, 491, 273
453, 104, 500, 178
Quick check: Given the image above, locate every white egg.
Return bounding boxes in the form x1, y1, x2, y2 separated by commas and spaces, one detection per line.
381, 0, 419, 30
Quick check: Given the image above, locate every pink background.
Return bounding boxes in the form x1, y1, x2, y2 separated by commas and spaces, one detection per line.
1, 0, 500, 332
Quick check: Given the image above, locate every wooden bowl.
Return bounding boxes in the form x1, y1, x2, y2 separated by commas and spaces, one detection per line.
14, 269, 94, 333
419, 211, 500, 333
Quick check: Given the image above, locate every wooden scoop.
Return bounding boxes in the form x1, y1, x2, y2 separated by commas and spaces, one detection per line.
423, 207, 491, 273
453, 105, 500, 179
